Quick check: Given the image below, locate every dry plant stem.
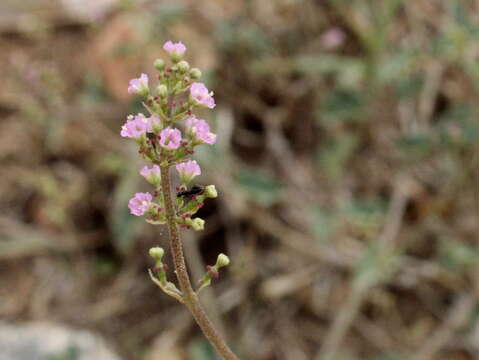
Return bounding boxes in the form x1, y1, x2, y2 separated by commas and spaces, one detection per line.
317, 289, 365, 360
316, 179, 410, 360
159, 165, 240, 360
411, 294, 476, 360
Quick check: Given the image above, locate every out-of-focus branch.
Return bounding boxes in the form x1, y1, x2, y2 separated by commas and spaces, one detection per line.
316, 177, 410, 360
410, 294, 476, 360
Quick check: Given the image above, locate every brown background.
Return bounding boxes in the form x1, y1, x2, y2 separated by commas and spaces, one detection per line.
1, 1, 479, 359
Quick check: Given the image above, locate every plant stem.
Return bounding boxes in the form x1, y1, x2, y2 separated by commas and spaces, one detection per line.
159, 165, 240, 360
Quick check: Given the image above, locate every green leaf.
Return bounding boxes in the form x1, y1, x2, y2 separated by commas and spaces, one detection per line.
48, 346, 80, 360
437, 105, 479, 146
235, 169, 282, 206
339, 197, 387, 237
320, 89, 365, 124
396, 133, 434, 158
438, 238, 479, 271
188, 338, 218, 360
311, 207, 336, 241
215, 22, 271, 56
394, 73, 423, 99
354, 245, 400, 290
293, 55, 365, 87
95, 256, 117, 277
317, 134, 360, 179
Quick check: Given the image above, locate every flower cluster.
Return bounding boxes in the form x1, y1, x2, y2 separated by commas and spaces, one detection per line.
122, 41, 218, 230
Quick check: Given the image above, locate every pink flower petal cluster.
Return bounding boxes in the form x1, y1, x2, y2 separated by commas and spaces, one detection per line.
159, 127, 182, 149
120, 114, 152, 138
128, 73, 149, 94
163, 41, 186, 57
186, 116, 217, 145
140, 165, 161, 185
190, 82, 215, 109
176, 160, 201, 184
128, 192, 153, 216
320, 27, 346, 49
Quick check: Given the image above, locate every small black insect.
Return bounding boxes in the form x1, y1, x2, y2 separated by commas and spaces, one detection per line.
177, 184, 204, 199
146, 132, 157, 149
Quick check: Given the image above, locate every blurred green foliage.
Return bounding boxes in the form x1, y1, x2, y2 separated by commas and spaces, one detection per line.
48, 346, 80, 360
188, 339, 218, 360
235, 169, 283, 206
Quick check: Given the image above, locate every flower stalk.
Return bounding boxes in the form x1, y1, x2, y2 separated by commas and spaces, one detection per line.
121, 40, 239, 360
160, 165, 239, 360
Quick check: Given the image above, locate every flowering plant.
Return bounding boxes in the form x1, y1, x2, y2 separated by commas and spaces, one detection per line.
122, 41, 238, 360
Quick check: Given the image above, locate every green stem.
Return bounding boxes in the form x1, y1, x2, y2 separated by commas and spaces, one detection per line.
159, 165, 240, 360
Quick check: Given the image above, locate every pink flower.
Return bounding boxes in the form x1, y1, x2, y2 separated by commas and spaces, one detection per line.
176, 160, 201, 184
140, 165, 161, 185
120, 114, 152, 138
163, 41, 186, 57
128, 192, 153, 216
128, 73, 149, 95
159, 127, 182, 150
185, 116, 217, 145
190, 82, 215, 109
320, 27, 346, 49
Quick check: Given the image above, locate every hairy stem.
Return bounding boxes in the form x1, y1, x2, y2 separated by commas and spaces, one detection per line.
159, 165, 240, 360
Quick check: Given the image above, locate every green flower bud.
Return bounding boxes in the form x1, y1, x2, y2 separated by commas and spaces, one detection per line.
204, 185, 218, 198
186, 217, 205, 231
154, 59, 165, 71
157, 84, 168, 97
190, 68, 202, 80
216, 253, 230, 268
177, 60, 190, 73
149, 246, 164, 261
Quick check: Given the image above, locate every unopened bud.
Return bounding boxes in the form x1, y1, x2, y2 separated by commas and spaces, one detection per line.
157, 84, 168, 97
204, 185, 218, 198
154, 59, 165, 71
177, 60, 190, 73
216, 253, 230, 268
149, 246, 164, 261
190, 68, 202, 80
186, 217, 205, 231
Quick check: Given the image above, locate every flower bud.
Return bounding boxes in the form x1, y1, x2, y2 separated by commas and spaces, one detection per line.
149, 246, 165, 261
157, 84, 168, 98
204, 185, 218, 198
186, 217, 205, 231
177, 60, 190, 73
154, 59, 165, 71
216, 253, 230, 268
190, 68, 202, 80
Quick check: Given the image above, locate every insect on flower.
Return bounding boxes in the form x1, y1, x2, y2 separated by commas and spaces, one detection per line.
146, 132, 157, 149
177, 184, 204, 199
